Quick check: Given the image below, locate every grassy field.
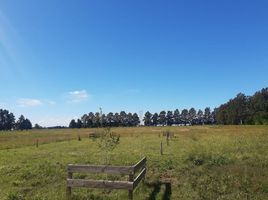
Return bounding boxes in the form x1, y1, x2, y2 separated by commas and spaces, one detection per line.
0, 126, 268, 200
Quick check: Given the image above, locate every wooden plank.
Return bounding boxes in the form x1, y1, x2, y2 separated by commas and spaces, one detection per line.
133, 168, 146, 189
67, 164, 133, 175
133, 157, 147, 174
67, 179, 133, 190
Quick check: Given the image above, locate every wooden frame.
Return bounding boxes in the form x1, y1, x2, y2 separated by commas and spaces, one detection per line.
66, 157, 146, 200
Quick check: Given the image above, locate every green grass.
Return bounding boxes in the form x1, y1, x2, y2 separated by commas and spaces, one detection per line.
0, 126, 268, 200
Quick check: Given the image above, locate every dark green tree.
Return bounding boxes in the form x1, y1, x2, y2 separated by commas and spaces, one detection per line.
152, 113, 159, 126
69, 119, 77, 128
158, 111, 166, 126
143, 111, 152, 126
166, 111, 173, 126
173, 109, 180, 125
181, 109, 189, 124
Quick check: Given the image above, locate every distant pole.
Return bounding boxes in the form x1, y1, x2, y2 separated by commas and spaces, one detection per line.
166, 134, 169, 146
160, 141, 163, 155
100, 107, 103, 127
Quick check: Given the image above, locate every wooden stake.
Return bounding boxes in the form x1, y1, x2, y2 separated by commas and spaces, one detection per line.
66, 172, 73, 200
160, 141, 163, 155
128, 174, 134, 200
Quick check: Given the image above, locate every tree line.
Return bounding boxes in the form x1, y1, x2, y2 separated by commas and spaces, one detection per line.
69, 111, 140, 128
69, 108, 216, 128
70, 87, 268, 128
0, 109, 33, 131
2, 87, 267, 130
216, 88, 268, 125
143, 107, 216, 126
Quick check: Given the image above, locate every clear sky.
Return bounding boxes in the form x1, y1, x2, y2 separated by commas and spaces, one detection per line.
0, 0, 268, 126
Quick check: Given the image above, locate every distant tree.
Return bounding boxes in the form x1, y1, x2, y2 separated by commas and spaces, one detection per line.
119, 111, 127, 126
204, 107, 211, 124
166, 111, 173, 126
143, 111, 152, 126
249, 88, 268, 124
132, 113, 140, 126
34, 124, 42, 129
106, 112, 114, 127
76, 119, 82, 128
158, 111, 166, 126
114, 113, 120, 127
81, 114, 89, 128
93, 112, 101, 127
69, 119, 77, 128
215, 89, 268, 125
189, 108, 197, 124
152, 113, 159, 126
173, 109, 180, 125
126, 113, 133, 126
216, 104, 228, 124
101, 114, 107, 127
87, 112, 95, 127
0, 109, 15, 130
181, 109, 189, 124
197, 109, 204, 125
16, 115, 32, 130
210, 108, 217, 124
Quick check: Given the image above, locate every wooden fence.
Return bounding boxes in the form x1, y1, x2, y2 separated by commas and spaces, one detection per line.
66, 157, 147, 200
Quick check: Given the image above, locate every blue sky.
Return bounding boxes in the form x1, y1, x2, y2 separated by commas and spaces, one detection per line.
0, 0, 268, 126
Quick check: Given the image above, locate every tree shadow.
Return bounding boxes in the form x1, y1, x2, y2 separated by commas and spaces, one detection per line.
146, 182, 172, 200
147, 182, 161, 200
162, 183, 172, 200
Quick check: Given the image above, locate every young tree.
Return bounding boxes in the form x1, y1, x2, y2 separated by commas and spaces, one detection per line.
97, 128, 120, 164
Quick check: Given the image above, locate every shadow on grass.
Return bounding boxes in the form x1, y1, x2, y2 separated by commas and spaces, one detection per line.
146, 182, 172, 200
163, 183, 172, 200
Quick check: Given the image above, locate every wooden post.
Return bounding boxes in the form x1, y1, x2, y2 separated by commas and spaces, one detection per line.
166, 135, 169, 146
36, 139, 39, 148
160, 141, 163, 155
128, 173, 134, 200
66, 172, 73, 200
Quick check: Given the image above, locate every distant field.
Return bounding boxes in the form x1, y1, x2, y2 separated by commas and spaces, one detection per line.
0, 126, 268, 200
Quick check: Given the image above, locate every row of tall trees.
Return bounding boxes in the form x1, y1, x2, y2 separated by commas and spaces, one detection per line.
69, 111, 140, 128
143, 107, 216, 126
0, 109, 32, 131
216, 88, 268, 125
69, 87, 268, 128
69, 108, 216, 128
